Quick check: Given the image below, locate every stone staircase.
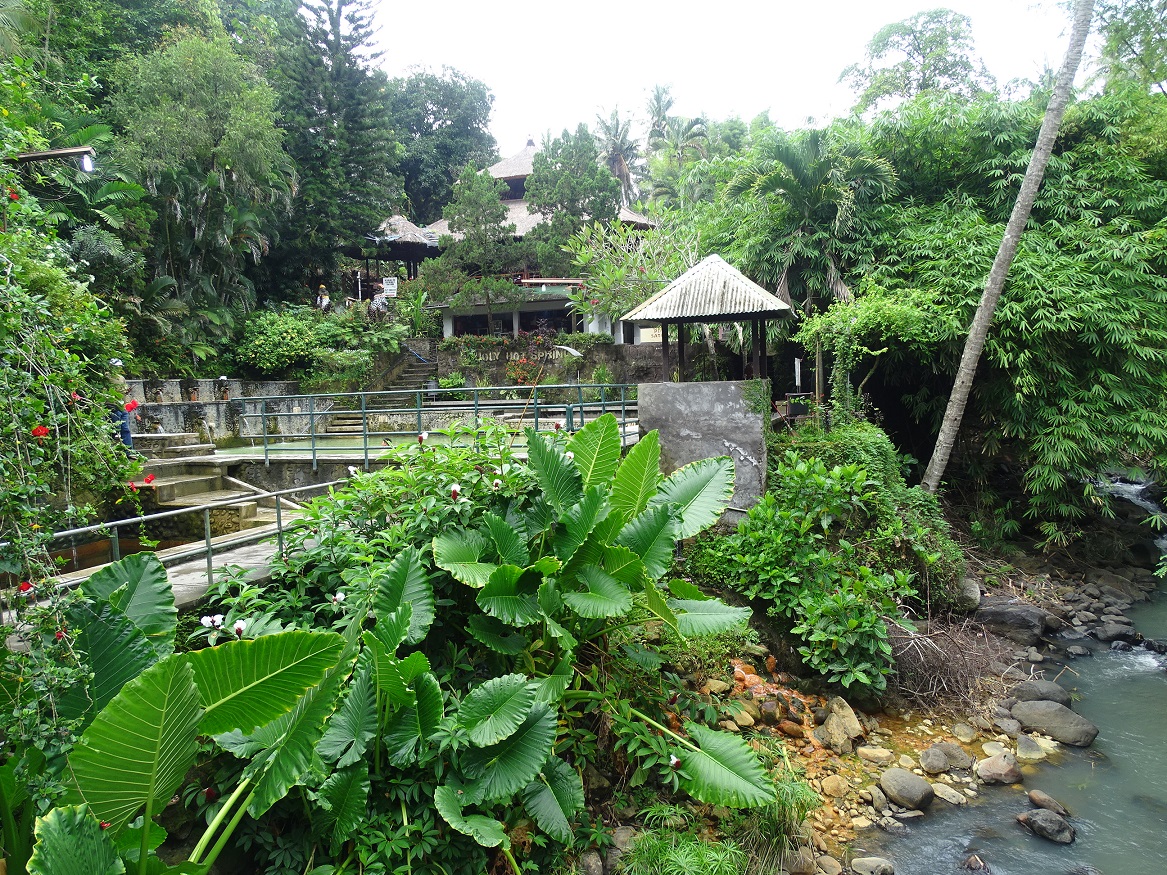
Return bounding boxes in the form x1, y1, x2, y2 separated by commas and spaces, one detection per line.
324, 341, 438, 432
131, 461, 299, 536
134, 432, 216, 459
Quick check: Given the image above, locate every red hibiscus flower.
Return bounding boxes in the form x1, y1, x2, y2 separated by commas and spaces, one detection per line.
128, 481, 139, 492
55, 629, 65, 640
31, 424, 49, 440
7, 189, 18, 202
144, 473, 156, 484
124, 399, 139, 412
18, 581, 32, 593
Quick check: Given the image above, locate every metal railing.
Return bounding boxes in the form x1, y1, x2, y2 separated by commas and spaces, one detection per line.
238, 383, 638, 471
42, 480, 342, 593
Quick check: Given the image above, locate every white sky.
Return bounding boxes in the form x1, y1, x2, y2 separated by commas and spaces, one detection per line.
372, 0, 1088, 154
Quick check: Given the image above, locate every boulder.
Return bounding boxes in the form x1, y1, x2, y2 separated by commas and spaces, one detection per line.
603, 826, 637, 873
818, 855, 844, 875
1028, 789, 1070, 816
778, 720, 805, 738
851, 857, 895, 875
759, 700, 781, 725
1011, 700, 1099, 747
868, 784, 888, 812
1093, 623, 1136, 643
933, 741, 973, 769
814, 697, 865, 754
1017, 809, 1075, 843
919, 746, 950, 774
821, 774, 850, 798
994, 717, 1022, 738
1012, 679, 1072, 707
1015, 734, 1047, 763
953, 576, 982, 611
782, 845, 817, 875
579, 850, 603, 875
975, 597, 1056, 645
976, 752, 1022, 784
857, 746, 896, 765
952, 722, 978, 743
879, 768, 934, 810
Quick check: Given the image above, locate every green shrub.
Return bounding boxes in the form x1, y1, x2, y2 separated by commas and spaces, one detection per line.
618, 831, 748, 875
438, 370, 468, 400
234, 308, 317, 375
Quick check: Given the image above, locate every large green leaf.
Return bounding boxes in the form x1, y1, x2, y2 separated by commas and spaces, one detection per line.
81, 553, 176, 656
483, 512, 529, 567
27, 805, 124, 875
669, 598, 752, 636
434, 785, 510, 849
187, 631, 345, 736
643, 583, 679, 633
529, 656, 573, 706
677, 723, 776, 808
462, 703, 557, 802
650, 457, 735, 538
552, 485, 609, 567
567, 414, 621, 490
601, 545, 646, 589
368, 606, 412, 653
317, 662, 376, 767
359, 636, 413, 706
526, 429, 582, 514
459, 674, 536, 746
616, 503, 678, 580
316, 763, 370, 849
433, 530, 497, 588
610, 430, 660, 520
371, 548, 434, 643
477, 566, 541, 627
520, 757, 584, 845
383, 672, 443, 767
68, 602, 157, 717
68, 658, 202, 833
236, 669, 346, 818
466, 615, 529, 655
563, 567, 633, 619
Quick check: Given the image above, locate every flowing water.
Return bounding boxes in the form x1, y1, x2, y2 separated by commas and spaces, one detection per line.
864, 511, 1167, 874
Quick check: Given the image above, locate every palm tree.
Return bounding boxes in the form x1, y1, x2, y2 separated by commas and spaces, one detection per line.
0, 0, 40, 60
726, 128, 896, 397
594, 108, 641, 205
646, 84, 675, 141
921, 0, 1094, 493
650, 116, 709, 164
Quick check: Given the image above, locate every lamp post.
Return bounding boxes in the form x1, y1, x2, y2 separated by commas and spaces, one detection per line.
3, 146, 97, 231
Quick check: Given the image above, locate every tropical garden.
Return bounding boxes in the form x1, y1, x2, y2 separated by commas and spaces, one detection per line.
2, 0, 1167, 873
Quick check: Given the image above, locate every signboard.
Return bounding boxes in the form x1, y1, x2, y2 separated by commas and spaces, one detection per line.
639, 326, 662, 343
384, 277, 398, 298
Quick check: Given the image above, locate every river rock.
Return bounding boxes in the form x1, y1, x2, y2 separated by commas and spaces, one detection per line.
858, 746, 896, 765
1067, 645, 1092, 657
815, 697, 865, 754
579, 850, 603, 875
953, 722, 978, 743
1015, 734, 1047, 762
1011, 700, 1099, 747
1028, 788, 1070, 815
782, 845, 816, 875
981, 741, 1007, 757
778, 719, 805, 738
976, 752, 1022, 784
994, 717, 1022, 737
1013, 679, 1072, 707
932, 783, 968, 805
1111, 640, 1134, 652
851, 857, 895, 875
821, 774, 849, 797
954, 576, 982, 611
1017, 809, 1076, 843
879, 768, 934, 809
934, 740, 973, 769
1094, 623, 1136, 643
868, 784, 888, 811
876, 816, 907, 836
706, 678, 732, 694
975, 597, 1056, 645
818, 854, 844, 875
919, 746, 950, 774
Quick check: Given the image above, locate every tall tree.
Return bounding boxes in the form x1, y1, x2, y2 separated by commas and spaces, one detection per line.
840, 8, 996, 113
0, 0, 40, 60
386, 66, 497, 224
1097, 0, 1167, 93
921, 0, 1095, 494
524, 124, 621, 275
646, 83, 675, 140
594, 107, 640, 205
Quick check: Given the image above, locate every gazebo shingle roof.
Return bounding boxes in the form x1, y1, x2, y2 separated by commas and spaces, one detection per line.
621, 254, 792, 324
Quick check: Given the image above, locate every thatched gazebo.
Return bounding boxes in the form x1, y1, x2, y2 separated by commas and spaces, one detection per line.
621, 254, 792, 381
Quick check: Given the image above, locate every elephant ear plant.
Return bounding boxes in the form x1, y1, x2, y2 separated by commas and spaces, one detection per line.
7, 554, 348, 875
429, 414, 776, 865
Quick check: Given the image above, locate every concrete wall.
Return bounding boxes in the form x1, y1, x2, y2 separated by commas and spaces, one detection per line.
124, 380, 313, 442
637, 380, 769, 522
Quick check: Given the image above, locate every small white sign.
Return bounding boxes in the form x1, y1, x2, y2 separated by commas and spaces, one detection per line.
385, 277, 398, 298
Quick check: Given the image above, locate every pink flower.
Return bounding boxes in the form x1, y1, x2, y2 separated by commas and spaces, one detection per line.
70, 391, 80, 401
100, 821, 111, 830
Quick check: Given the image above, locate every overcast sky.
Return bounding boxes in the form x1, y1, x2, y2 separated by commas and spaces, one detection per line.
372, 0, 1090, 154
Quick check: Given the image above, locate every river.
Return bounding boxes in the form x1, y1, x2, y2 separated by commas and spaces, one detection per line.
866, 535, 1167, 873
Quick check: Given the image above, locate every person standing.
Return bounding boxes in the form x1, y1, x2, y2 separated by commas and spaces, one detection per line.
316, 284, 331, 312
109, 358, 134, 450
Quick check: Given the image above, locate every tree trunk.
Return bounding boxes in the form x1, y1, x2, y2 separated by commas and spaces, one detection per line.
920, 0, 1095, 494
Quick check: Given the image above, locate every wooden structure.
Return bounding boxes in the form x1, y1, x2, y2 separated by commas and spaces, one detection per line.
621, 255, 792, 381
339, 215, 438, 284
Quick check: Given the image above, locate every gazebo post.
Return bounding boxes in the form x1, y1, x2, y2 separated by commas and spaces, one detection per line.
759, 318, 768, 380
676, 323, 686, 382
751, 319, 761, 379
660, 321, 671, 381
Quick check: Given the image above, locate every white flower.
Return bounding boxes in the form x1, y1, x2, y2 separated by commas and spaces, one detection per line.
450, 483, 461, 500
418, 431, 429, 443
347, 465, 359, 476
669, 754, 681, 769
200, 615, 214, 628
564, 451, 574, 462
212, 614, 225, 628
492, 478, 502, 490
332, 591, 346, 604
233, 619, 247, 636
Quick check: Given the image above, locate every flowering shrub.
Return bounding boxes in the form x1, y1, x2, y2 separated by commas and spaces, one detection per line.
504, 356, 541, 385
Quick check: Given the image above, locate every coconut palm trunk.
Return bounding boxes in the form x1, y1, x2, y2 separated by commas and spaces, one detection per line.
920, 0, 1095, 494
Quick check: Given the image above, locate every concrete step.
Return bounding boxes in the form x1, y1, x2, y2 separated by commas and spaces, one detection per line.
135, 432, 203, 449
149, 474, 223, 501
155, 443, 216, 458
